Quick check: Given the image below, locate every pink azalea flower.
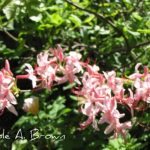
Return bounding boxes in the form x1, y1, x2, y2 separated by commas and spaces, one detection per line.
80, 101, 102, 130
50, 45, 64, 62
37, 51, 50, 67
99, 98, 131, 137
129, 63, 148, 79
129, 63, 150, 105
66, 51, 83, 73
17, 49, 58, 89
16, 64, 38, 88
55, 51, 83, 85
103, 71, 123, 96
36, 65, 56, 89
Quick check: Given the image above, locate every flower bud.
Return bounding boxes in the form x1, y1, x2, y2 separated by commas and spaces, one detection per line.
23, 97, 39, 115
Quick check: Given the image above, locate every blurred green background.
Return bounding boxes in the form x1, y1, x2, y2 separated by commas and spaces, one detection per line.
0, 0, 150, 149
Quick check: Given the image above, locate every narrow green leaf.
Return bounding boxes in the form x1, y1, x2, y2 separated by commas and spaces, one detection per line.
69, 14, 82, 27
137, 29, 150, 34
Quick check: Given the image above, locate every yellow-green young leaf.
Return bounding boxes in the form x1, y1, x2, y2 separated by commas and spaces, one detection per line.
124, 27, 140, 36
137, 29, 150, 34
51, 13, 64, 26
72, 0, 79, 3
84, 15, 95, 24
69, 14, 82, 27
110, 10, 119, 17
132, 12, 142, 21
146, 20, 150, 27
99, 3, 110, 7
48, 5, 59, 11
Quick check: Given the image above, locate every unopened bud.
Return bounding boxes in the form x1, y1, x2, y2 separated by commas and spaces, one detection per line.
23, 97, 39, 115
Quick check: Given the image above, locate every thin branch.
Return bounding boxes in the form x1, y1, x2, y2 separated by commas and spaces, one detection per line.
103, 40, 150, 57
3, 29, 18, 42
118, 40, 150, 72
20, 90, 32, 92
65, 0, 117, 29
3, 29, 36, 52
134, 41, 150, 49
65, 0, 130, 50
134, 41, 150, 61
129, 0, 144, 14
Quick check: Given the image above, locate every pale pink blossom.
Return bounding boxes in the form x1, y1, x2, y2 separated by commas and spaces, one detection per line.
55, 51, 83, 85
129, 63, 148, 79
50, 45, 64, 62
129, 64, 150, 105
16, 64, 38, 88
98, 97, 131, 137
80, 101, 101, 130
103, 71, 123, 96
36, 65, 56, 89
17, 46, 83, 89
37, 51, 50, 67
17, 49, 58, 89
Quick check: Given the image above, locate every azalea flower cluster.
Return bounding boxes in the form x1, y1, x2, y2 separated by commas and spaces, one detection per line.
73, 64, 131, 138
128, 63, 150, 105
73, 63, 149, 138
0, 60, 18, 116
0, 46, 149, 138
17, 45, 83, 89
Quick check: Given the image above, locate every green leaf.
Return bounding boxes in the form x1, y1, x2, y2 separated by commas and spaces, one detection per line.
29, 14, 42, 22
2, 0, 16, 20
47, 96, 66, 118
123, 27, 140, 36
12, 140, 28, 150
63, 83, 75, 90
132, 12, 142, 21
109, 138, 121, 149
137, 29, 150, 34
51, 13, 64, 26
69, 14, 82, 27
99, 27, 110, 35
127, 30, 140, 36
0, 0, 11, 9
84, 15, 94, 24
